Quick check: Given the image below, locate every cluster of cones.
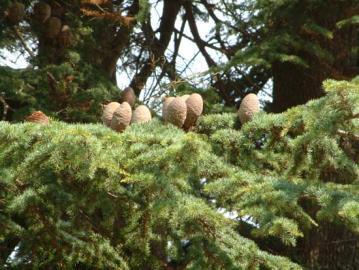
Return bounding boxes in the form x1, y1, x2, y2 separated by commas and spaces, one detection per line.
4, 1, 72, 44
24, 90, 260, 131
162, 94, 204, 131
101, 87, 152, 133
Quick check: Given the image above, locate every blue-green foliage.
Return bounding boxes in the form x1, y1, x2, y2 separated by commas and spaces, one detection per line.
0, 120, 298, 269
0, 79, 357, 268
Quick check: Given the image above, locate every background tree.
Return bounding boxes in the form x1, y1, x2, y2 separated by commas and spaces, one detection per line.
1, 0, 357, 120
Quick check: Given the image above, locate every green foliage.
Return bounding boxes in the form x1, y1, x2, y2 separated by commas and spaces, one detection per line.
0, 79, 358, 268
226, 0, 357, 71
0, 119, 298, 269
0, 0, 358, 268
137, 0, 151, 22
203, 79, 358, 236
0, 58, 119, 122
337, 15, 359, 29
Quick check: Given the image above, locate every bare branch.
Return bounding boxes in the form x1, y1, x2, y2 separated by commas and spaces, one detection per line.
337, 129, 359, 141
0, 96, 11, 120
13, 26, 35, 59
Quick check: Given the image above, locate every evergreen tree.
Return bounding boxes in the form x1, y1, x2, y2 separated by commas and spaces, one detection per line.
0, 0, 358, 269
229, 0, 359, 111
1, 78, 358, 269
1, 0, 357, 118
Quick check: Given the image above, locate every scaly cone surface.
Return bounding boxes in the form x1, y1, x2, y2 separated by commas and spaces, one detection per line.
166, 97, 187, 128
131, 105, 152, 124
101, 102, 120, 127
110, 102, 132, 132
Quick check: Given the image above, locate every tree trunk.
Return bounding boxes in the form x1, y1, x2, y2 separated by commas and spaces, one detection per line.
270, 3, 358, 113
270, 60, 326, 113
296, 223, 359, 269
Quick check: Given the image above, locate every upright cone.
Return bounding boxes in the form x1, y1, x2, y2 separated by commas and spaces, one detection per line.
120, 87, 136, 107
25, 111, 49, 124
33, 2, 51, 23
101, 102, 120, 127
7, 2, 25, 24
183, 93, 203, 130
45, 17, 62, 39
131, 105, 152, 124
238, 93, 260, 124
162, 96, 175, 122
110, 102, 132, 132
166, 97, 187, 128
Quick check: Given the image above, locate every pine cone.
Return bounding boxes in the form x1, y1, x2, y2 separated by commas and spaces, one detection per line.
110, 102, 132, 132
183, 93, 203, 130
101, 102, 120, 127
25, 111, 49, 124
33, 2, 51, 23
57, 25, 74, 47
6, 2, 25, 24
45, 17, 62, 39
120, 87, 136, 108
162, 96, 175, 122
238, 93, 260, 124
166, 97, 187, 128
131, 105, 151, 124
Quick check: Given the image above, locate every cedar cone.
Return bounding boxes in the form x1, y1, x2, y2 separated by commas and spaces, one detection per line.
45, 17, 62, 39
183, 93, 203, 130
25, 111, 49, 124
162, 96, 175, 122
6, 2, 25, 24
238, 93, 260, 124
131, 105, 152, 124
101, 102, 120, 127
120, 87, 136, 108
33, 2, 51, 23
166, 97, 187, 128
110, 102, 132, 132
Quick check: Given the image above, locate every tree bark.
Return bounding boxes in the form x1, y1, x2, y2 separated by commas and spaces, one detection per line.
270, 3, 358, 113
270, 59, 326, 113
296, 223, 359, 269
130, 0, 182, 95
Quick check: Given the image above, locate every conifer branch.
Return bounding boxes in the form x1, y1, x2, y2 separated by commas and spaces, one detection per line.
13, 26, 35, 59
0, 96, 11, 120
337, 129, 359, 141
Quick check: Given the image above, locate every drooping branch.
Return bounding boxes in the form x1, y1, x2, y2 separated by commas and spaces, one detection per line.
13, 26, 35, 59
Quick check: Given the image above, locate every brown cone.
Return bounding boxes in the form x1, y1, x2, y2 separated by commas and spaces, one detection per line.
57, 25, 74, 47
238, 93, 260, 124
131, 105, 152, 124
120, 87, 136, 107
162, 96, 175, 122
45, 17, 62, 39
183, 93, 203, 130
33, 2, 51, 23
101, 102, 120, 127
25, 111, 49, 124
166, 97, 187, 128
110, 102, 132, 132
7, 2, 25, 24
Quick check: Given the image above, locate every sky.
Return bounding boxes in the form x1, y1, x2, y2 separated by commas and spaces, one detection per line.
1, 1, 272, 105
